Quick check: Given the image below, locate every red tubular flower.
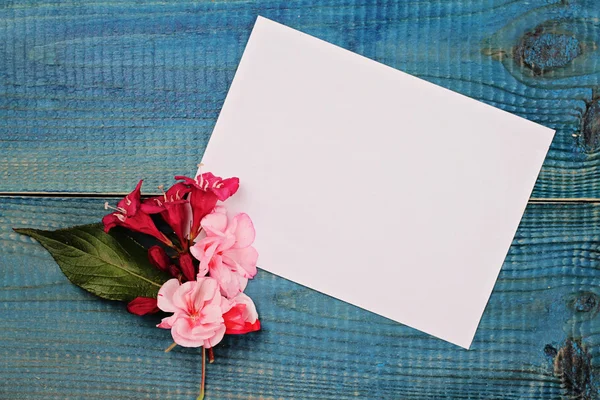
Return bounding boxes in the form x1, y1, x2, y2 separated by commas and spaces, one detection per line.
127, 297, 159, 315
187, 190, 217, 241
222, 293, 261, 335
143, 182, 192, 249
102, 180, 173, 247
175, 173, 240, 240
179, 252, 196, 282
193, 172, 240, 202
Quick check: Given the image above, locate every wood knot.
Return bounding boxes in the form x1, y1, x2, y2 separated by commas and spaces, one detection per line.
573, 292, 598, 313
553, 339, 597, 400
483, 17, 598, 83
582, 99, 600, 153
514, 28, 581, 76
545, 344, 558, 357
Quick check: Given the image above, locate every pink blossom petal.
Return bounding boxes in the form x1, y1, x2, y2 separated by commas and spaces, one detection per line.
189, 239, 206, 261
197, 263, 209, 278
223, 247, 258, 278
191, 239, 220, 278
193, 277, 219, 309
210, 258, 242, 298
171, 281, 196, 311
220, 297, 235, 314
193, 229, 207, 243
221, 231, 237, 251
157, 314, 178, 329
199, 303, 225, 325
222, 292, 260, 335
189, 325, 221, 341
237, 275, 249, 293
224, 213, 238, 235
231, 213, 255, 249
170, 318, 202, 347
234, 292, 259, 324
203, 324, 226, 349
201, 207, 228, 236
157, 279, 181, 313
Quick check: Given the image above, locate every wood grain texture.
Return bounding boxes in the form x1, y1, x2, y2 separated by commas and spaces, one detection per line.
2, 1, 600, 399
0, 0, 599, 197
1, 196, 600, 399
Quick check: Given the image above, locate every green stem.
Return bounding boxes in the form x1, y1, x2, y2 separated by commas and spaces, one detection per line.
197, 347, 206, 400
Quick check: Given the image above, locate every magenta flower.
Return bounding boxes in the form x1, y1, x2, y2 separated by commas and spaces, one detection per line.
175, 173, 239, 240
177, 172, 240, 202
190, 207, 258, 298
143, 182, 192, 249
157, 277, 227, 348
102, 180, 172, 247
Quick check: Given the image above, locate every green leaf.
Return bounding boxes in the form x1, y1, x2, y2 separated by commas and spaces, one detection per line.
14, 223, 171, 302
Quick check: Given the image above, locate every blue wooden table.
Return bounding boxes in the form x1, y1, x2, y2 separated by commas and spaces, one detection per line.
1, 1, 600, 399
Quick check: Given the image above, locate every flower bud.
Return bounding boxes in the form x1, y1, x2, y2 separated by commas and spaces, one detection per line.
179, 252, 196, 282
127, 297, 159, 315
168, 264, 181, 279
148, 245, 170, 272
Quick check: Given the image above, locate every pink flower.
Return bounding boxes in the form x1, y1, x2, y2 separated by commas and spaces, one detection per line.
175, 173, 240, 240
102, 180, 172, 247
156, 277, 226, 348
222, 293, 261, 335
142, 182, 192, 249
190, 207, 258, 298
127, 297, 159, 316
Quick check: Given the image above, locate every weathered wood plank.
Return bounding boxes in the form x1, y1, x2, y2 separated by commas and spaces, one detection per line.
1, 196, 599, 399
1, 0, 600, 197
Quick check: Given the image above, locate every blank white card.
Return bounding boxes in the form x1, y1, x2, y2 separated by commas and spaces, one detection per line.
201, 16, 555, 348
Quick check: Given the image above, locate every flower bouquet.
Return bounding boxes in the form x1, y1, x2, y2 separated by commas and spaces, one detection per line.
15, 169, 261, 399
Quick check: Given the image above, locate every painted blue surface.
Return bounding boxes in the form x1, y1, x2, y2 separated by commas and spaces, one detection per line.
1, 198, 600, 399
1, 1, 600, 399
0, 0, 599, 196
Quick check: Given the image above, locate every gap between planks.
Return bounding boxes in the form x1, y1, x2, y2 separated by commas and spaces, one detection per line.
0, 192, 599, 204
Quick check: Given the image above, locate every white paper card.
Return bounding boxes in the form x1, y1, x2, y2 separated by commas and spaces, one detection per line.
201, 16, 555, 348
